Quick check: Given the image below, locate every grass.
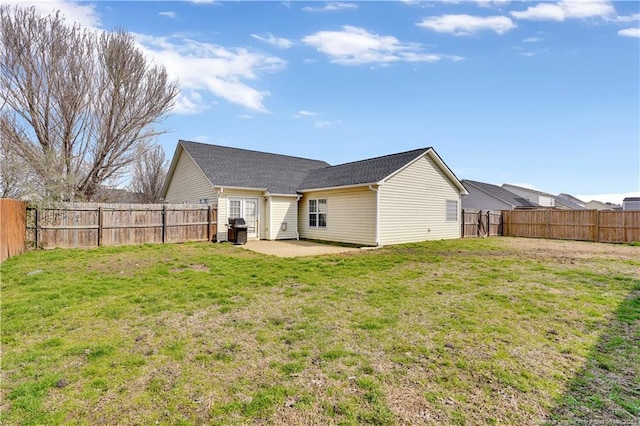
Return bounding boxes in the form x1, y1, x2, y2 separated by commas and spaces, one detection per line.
1, 237, 638, 425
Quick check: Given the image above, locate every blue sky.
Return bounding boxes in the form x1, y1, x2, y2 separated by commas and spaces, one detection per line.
17, 1, 640, 203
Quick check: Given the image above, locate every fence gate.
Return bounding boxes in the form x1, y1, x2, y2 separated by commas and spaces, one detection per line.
462, 209, 502, 238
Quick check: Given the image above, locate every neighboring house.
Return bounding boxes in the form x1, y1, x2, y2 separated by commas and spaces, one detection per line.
461, 179, 540, 211
622, 197, 640, 211
162, 141, 468, 246
586, 200, 621, 210
557, 193, 586, 209
502, 184, 556, 208
554, 195, 586, 210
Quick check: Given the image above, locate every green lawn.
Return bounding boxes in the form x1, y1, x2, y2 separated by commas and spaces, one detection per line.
1, 237, 638, 425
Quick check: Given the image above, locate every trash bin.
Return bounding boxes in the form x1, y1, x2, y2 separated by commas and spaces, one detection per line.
228, 218, 248, 245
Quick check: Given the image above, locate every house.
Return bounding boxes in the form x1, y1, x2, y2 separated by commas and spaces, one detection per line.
501, 184, 556, 208
461, 179, 540, 211
586, 200, 621, 210
162, 141, 468, 246
622, 197, 640, 211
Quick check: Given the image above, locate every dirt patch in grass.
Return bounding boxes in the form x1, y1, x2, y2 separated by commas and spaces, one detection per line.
501, 237, 640, 261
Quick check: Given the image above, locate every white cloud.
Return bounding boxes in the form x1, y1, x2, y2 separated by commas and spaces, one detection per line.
523, 36, 543, 43
237, 114, 253, 119
303, 26, 458, 65
251, 33, 293, 49
618, 28, 640, 38
135, 34, 286, 113
417, 14, 516, 36
475, 0, 511, 8
174, 90, 207, 115
159, 11, 176, 19
4, 0, 100, 27
609, 13, 640, 23
189, 0, 217, 4
314, 120, 332, 128
302, 2, 358, 13
511, 0, 616, 21
293, 110, 317, 118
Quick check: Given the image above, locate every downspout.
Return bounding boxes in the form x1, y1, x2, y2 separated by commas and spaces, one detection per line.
213, 186, 224, 242
295, 194, 302, 241
369, 185, 380, 246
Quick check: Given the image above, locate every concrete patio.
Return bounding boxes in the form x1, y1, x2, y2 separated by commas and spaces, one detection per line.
239, 239, 360, 258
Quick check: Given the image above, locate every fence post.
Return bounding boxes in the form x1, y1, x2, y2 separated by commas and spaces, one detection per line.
486, 211, 490, 236
461, 209, 465, 238
595, 210, 600, 243
207, 205, 212, 242
162, 204, 167, 244
35, 207, 40, 249
97, 207, 103, 247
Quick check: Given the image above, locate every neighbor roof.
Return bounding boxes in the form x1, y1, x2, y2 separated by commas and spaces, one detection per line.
502, 183, 555, 198
177, 141, 330, 194
298, 148, 431, 191
462, 179, 540, 208
554, 196, 586, 210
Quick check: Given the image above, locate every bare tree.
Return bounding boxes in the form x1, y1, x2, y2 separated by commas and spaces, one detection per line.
129, 144, 168, 203
0, 5, 178, 202
0, 135, 35, 199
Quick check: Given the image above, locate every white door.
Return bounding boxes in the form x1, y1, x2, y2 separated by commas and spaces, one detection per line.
243, 199, 258, 238
228, 198, 259, 239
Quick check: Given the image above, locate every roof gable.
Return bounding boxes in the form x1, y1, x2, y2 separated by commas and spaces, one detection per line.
463, 180, 540, 208
178, 141, 330, 195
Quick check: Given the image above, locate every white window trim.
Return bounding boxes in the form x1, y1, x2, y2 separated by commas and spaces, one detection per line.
446, 199, 458, 222
309, 198, 327, 228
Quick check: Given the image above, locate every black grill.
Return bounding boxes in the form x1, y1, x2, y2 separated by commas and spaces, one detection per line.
228, 218, 248, 244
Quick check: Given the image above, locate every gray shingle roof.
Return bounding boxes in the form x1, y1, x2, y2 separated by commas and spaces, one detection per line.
180, 141, 330, 194
462, 179, 540, 208
298, 148, 431, 190
554, 196, 586, 210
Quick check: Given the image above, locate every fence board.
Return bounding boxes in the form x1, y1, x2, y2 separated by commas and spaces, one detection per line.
502, 209, 639, 244
1, 199, 27, 262
26, 203, 218, 249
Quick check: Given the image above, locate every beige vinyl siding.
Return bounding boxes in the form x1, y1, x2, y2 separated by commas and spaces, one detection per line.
298, 187, 376, 246
164, 149, 216, 204
218, 190, 267, 242
379, 154, 461, 245
268, 197, 298, 240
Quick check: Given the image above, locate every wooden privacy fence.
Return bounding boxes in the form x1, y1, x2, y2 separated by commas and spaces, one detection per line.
26, 203, 218, 249
502, 209, 640, 244
1, 199, 27, 262
462, 209, 502, 238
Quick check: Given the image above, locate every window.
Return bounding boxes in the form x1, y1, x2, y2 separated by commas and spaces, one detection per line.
309, 199, 327, 228
446, 200, 458, 221
229, 200, 241, 219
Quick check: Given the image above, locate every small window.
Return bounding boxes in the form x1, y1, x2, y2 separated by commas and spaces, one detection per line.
309, 198, 327, 228
446, 200, 458, 221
